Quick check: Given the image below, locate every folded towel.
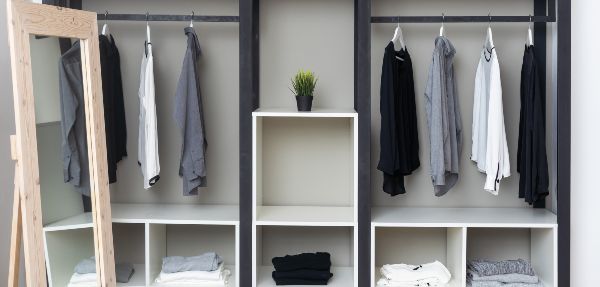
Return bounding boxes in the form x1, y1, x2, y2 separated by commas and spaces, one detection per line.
157, 263, 224, 282
380, 261, 451, 284
72, 258, 135, 283
272, 252, 331, 272
468, 268, 539, 284
272, 269, 333, 281
377, 276, 441, 287
468, 260, 535, 277
67, 273, 101, 287
273, 277, 331, 285
155, 268, 231, 286
162, 252, 223, 273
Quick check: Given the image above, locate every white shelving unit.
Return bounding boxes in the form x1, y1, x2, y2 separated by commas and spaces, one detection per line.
252, 108, 358, 287
371, 208, 557, 287
42, 204, 240, 287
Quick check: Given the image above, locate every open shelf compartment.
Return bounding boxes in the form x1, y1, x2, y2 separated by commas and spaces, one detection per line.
147, 223, 239, 287
254, 225, 357, 287
371, 226, 466, 287
467, 227, 557, 287
253, 108, 358, 226
44, 223, 146, 287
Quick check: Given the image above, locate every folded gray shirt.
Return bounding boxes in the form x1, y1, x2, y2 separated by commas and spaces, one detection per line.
468, 259, 536, 277
162, 252, 223, 273
468, 280, 544, 287
469, 268, 539, 284
74, 257, 135, 283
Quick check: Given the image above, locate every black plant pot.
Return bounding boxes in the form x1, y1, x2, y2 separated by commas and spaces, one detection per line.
295, 96, 313, 112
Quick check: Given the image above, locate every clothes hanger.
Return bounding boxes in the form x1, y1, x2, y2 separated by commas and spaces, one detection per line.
439, 13, 445, 37
189, 11, 194, 28
527, 14, 534, 47
101, 10, 110, 36
145, 12, 151, 56
391, 19, 406, 51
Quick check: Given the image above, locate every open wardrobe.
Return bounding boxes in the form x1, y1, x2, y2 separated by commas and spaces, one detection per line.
4, 0, 570, 286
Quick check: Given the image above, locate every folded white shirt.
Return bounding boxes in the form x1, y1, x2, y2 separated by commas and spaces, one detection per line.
381, 261, 451, 284
68, 272, 97, 287
155, 265, 231, 286
377, 276, 442, 287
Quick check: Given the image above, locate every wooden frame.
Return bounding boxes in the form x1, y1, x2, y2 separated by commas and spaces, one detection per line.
6, 1, 115, 286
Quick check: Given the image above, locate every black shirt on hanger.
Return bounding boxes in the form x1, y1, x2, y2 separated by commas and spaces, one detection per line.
99, 34, 127, 184
378, 42, 420, 196
517, 45, 549, 208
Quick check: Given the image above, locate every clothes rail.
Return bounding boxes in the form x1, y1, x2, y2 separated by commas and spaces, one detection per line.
371, 15, 555, 23
97, 13, 239, 23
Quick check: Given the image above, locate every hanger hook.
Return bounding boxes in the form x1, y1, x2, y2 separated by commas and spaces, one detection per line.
442, 13, 445, 23
488, 11, 492, 26
146, 12, 149, 24
104, 10, 108, 25
190, 11, 194, 27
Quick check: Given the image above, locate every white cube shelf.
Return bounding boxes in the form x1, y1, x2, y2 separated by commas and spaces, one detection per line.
467, 227, 557, 287
43, 204, 240, 287
371, 207, 557, 287
148, 224, 239, 287
44, 223, 147, 287
254, 226, 356, 287
252, 108, 358, 226
371, 226, 466, 287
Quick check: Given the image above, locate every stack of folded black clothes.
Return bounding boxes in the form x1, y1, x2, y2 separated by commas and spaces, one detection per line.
272, 252, 334, 285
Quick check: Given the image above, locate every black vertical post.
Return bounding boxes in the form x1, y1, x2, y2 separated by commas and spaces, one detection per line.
556, 0, 571, 285
534, 0, 547, 118
355, 0, 371, 286
240, 0, 260, 286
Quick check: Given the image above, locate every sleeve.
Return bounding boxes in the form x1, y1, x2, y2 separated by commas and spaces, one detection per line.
377, 51, 397, 174
59, 59, 81, 186
425, 49, 446, 186
471, 61, 483, 162
532, 63, 549, 205
484, 58, 510, 194
145, 55, 160, 187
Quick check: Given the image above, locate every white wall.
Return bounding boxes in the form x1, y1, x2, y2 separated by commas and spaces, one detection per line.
571, 0, 600, 285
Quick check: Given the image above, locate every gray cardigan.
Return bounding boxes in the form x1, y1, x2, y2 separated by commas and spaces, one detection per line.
174, 27, 208, 196
424, 36, 463, 197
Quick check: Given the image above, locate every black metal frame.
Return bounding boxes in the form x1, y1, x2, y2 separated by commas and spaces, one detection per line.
79, 0, 568, 286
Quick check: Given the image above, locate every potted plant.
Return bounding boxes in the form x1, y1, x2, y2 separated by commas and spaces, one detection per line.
290, 69, 317, 111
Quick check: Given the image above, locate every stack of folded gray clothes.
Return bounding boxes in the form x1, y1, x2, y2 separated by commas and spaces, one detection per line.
68, 257, 134, 287
154, 252, 231, 286
467, 259, 544, 287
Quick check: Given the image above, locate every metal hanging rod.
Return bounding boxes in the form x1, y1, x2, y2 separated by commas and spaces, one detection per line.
97, 13, 239, 23
371, 15, 555, 23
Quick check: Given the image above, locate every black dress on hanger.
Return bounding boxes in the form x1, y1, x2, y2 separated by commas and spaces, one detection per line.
378, 42, 420, 196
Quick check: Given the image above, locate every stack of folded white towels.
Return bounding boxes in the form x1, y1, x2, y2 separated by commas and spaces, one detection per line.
68, 257, 134, 287
155, 252, 231, 286
467, 259, 544, 287
377, 260, 452, 287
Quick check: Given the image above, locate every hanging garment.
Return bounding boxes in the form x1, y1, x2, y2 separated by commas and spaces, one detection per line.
174, 27, 208, 196
517, 45, 549, 207
138, 25, 160, 189
99, 34, 127, 184
424, 36, 463, 196
471, 28, 510, 195
378, 42, 420, 196
59, 41, 91, 196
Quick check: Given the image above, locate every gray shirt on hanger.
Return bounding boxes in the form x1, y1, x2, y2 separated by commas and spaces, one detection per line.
59, 41, 91, 196
424, 36, 463, 197
174, 27, 208, 196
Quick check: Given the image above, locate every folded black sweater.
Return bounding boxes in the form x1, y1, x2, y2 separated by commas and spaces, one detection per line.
272, 269, 333, 281
274, 277, 331, 286
272, 252, 331, 272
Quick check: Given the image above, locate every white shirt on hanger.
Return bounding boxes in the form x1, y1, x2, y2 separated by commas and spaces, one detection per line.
138, 24, 160, 189
471, 27, 510, 195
